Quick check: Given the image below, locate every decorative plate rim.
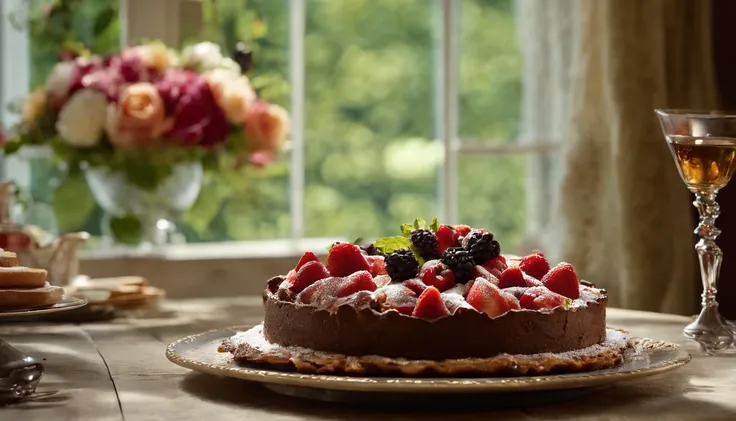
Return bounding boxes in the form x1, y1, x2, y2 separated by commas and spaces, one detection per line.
0, 296, 88, 318
165, 325, 691, 393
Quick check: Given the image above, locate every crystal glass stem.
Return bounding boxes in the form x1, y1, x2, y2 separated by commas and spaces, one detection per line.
684, 192, 734, 352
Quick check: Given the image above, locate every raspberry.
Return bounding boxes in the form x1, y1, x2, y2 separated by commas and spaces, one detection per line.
385, 249, 419, 281
441, 247, 475, 283
409, 229, 439, 260
461, 230, 501, 265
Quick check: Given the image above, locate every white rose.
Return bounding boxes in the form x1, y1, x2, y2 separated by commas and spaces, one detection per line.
56, 89, 109, 147
182, 42, 226, 72
204, 69, 256, 124
45, 61, 75, 104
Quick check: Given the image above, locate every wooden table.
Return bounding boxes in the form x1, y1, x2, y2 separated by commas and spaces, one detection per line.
1, 297, 735, 421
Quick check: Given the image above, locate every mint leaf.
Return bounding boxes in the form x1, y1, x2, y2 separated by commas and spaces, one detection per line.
352, 237, 363, 245
429, 217, 439, 232
408, 244, 426, 266
400, 224, 413, 237
374, 236, 411, 255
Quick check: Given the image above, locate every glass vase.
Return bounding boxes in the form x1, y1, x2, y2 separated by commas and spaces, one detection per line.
83, 161, 203, 248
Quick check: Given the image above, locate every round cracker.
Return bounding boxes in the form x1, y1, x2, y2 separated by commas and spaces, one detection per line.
0, 284, 63, 309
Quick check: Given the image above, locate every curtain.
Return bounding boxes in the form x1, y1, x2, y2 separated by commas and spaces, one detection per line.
517, 0, 717, 314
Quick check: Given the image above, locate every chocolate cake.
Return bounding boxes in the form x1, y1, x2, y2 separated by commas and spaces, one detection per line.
228, 219, 616, 375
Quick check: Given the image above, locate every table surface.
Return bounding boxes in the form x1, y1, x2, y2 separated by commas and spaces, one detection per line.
1, 297, 734, 421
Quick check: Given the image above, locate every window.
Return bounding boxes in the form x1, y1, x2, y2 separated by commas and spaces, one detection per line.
0, 0, 552, 259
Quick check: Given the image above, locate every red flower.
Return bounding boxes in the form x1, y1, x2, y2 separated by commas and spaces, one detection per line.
155, 69, 229, 148
68, 51, 151, 102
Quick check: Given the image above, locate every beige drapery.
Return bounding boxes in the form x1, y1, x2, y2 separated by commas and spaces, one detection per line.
517, 0, 717, 314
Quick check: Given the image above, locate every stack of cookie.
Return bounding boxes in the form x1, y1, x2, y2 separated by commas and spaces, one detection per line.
0, 249, 64, 310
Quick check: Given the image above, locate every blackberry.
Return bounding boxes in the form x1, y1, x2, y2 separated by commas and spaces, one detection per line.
409, 229, 439, 260
441, 247, 475, 282
461, 230, 500, 265
385, 248, 419, 281
360, 243, 381, 256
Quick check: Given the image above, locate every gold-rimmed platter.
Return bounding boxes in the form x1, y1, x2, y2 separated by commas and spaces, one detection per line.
166, 325, 691, 397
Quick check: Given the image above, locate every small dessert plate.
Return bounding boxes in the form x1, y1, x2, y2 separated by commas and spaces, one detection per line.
166, 326, 691, 399
0, 296, 87, 318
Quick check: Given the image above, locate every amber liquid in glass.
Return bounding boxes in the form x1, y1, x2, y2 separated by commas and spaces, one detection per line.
666, 135, 736, 192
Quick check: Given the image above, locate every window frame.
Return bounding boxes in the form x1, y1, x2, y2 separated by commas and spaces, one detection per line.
0, 0, 556, 264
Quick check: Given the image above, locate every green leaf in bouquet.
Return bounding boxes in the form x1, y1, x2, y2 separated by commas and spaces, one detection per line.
93, 7, 116, 37
122, 158, 174, 192
109, 215, 143, 245
3, 141, 22, 155
52, 174, 95, 232
181, 176, 228, 236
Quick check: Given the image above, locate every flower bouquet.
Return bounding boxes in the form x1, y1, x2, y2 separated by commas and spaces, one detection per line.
3, 41, 289, 245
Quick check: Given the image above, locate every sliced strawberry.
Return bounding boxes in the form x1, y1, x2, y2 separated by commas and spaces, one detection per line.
435, 225, 456, 255
472, 266, 498, 284
502, 286, 528, 299
366, 255, 387, 277
297, 277, 332, 304
466, 277, 519, 318
373, 274, 392, 288
518, 253, 551, 280
412, 286, 450, 319
452, 224, 472, 242
541, 262, 580, 299
295, 251, 321, 271
421, 261, 457, 292
404, 278, 429, 295
326, 243, 371, 277
289, 260, 330, 293
377, 283, 417, 315
498, 266, 526, 288
336, 270, 377, 297
519, 286, 571, 310
482, 255, 508, 275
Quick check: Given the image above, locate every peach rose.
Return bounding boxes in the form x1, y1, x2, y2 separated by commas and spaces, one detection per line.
22, 88, 47, 129
105, 83, 170, 147
204, 69, 256, 125
244, 100, 289, 154
132, 43, 179, 74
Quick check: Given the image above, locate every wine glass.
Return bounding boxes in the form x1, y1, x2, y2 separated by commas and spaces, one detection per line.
656, 109, 736, 353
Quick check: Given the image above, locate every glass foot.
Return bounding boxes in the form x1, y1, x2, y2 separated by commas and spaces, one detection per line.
684, 306, 734, 353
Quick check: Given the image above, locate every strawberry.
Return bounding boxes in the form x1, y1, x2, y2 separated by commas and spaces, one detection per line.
336, 270, 378, 298
541, 262, 580, 299
373, 274, 392, 288
472, 266, 498, 284
482, 255, 508, 275
404, 278, 428, 295
421, 261, 457, 292
519, 286, 571, 310
288, 261, 330, 293
295, 251, 321, 271
518, 253, 550, 280
435, 225, 456, 255
466, 278, 520, 318
412, 286, 450, 319
326, 243, 371, 277
377, 283, 417, 315
296, 278, 330, 304
366, 255, 387, 277
502, 286, 528, 299
452, 224, 472, 242
498, 266, 542, 288
498, 266, 526, 288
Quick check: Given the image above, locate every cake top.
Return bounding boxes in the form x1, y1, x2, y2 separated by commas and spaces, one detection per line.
271, 218, 605, 321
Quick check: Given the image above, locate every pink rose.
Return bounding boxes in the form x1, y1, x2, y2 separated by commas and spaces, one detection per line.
243, 100, 289, 156
155, 69, 229, 148
105, 83, 170, 147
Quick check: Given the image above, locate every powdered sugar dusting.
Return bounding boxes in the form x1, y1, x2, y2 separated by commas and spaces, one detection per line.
227, 324, 632, 377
